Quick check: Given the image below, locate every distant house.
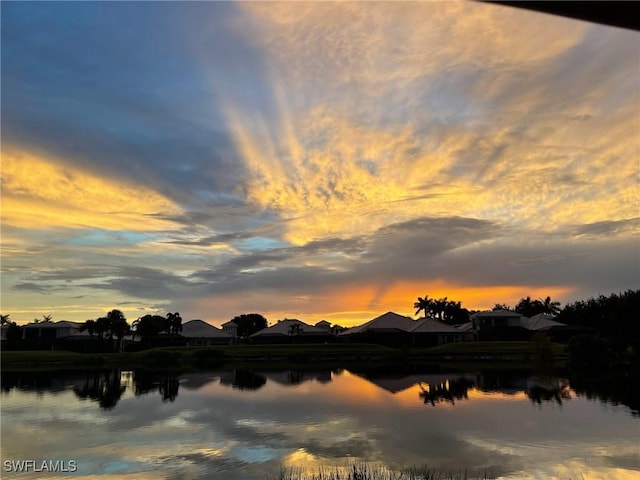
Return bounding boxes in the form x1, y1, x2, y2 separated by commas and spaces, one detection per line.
521, 314, 565, 331
315, 320, 332, 332
340, 312, 464, 347
522, 314, 594, 342
181, 320, 233, 346
19, 320, 106, 351
221, 320, 239, 339
471, 310, 526, 341
455, 322, 475, 341
249, 319, 334, 344
22, 320, 84, 341
409, 317, 466, 347
470, 310, 588, 342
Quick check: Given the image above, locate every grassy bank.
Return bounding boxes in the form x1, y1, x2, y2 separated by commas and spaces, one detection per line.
411, 341, 566, 360
0, 344, 399, 370
267, 464, 496, 480
0, 341, 566, 370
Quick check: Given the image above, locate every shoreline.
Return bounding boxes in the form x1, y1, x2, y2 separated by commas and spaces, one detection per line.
0, 341, 569, 371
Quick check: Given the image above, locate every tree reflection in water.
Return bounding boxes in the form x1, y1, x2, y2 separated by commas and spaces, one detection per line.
133, 371, 180, 402
220, 369, 267, 391
73, 370, 125, 410
526, 378, 572, 406
418, 378, 475, 406
2, 368, 638, 415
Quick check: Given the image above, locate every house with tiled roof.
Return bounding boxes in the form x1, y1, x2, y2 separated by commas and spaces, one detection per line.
408, 317, 465, 346
249, 319, 334, 344
340, 312, 465, 347
470, 310, 591, 342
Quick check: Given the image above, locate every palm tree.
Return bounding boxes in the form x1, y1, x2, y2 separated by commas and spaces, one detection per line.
540, 296, 561, 316
288, 323, 303, 343
515, 296, 535, 316
433, 297, 449, 321
443, 300, 464, 324
414, 295, 433, 318
1, 314, 10, 326
106, 310, 129, 351
95, 317, 110, 341
166, 312, 183, 335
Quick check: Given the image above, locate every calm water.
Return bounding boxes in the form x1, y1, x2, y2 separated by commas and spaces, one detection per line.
1, 368, 638, 479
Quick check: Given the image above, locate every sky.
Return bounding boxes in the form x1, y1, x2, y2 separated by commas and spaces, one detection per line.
1, 1, 638, 327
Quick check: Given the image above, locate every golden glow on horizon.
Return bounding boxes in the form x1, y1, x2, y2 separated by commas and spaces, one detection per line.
1, 149, 182, 232
265, 282, 573, 327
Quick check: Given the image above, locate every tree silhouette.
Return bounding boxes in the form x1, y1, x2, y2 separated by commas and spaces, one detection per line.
166, 312, 183, 335
515, 296, 561, 317
493, 303, 511, 311
443, 300, 469, 325
540, 296, 561, 316
288, 322, 303, 342
132, 314, 166, 347
229, 313, 268, 338
515, 296, 535, 316
95, 317, 110, 342
414, 295, 433, 318
433, 297, 449, 321
79, 319, 97, 339
107, 310, 130, 352
0, 314, 10, 325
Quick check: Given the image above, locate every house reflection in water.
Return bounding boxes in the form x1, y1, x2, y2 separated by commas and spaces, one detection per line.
351, 370, 574, 407
1, 368, 632, 413
218, 369, 333, 391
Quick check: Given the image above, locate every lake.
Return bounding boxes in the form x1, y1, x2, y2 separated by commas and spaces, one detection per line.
1, 367, 638, 479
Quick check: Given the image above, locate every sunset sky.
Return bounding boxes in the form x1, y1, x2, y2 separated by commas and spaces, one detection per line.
1, 1, 638, 327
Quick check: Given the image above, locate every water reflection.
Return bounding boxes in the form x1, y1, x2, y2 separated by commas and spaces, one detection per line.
133, 371, 180, 402
349, 368, 638, 414
73, 370, 126, 409
1, 367, 638, 479
526, 377, 572, 406
220, 369, 267, 391
417, 377, 475, 406
217, 369, 335, 391
1, 370, 180, 409
1, 368, 638, 414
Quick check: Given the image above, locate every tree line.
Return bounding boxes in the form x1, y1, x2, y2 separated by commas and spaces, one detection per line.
2, 289, 638, 354
413, 290, 639, 364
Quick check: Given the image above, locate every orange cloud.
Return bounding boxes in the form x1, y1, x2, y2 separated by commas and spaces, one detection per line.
213, 1, 637, 248
1, 149, 181, 231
